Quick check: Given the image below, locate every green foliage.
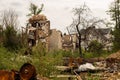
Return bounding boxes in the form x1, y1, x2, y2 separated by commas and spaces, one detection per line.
0, 26, 3, 42
112, 29, 120, 51
0, 45, 112, 79
32, 43, 63, 77
0, 42, 66, 77
83, 50, 111, 58
88, 40, 103, 54
3, 26, 22, 51
32, 42, 47, 56
56, 50, 73, 57
0, 45, 63, 77
0, 47, 23, 70
108, 0, 120, 22
83, 52, 97, 58
32, 55, 61, 77
108, 0, 120, 52
27, 3, 44, 16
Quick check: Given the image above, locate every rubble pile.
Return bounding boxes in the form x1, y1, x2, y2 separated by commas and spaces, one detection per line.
106, 50, 120, 73
102, 72, 120, 80
85, 50, 120, 80
88, 72, 120, 80
106, 58, 120, 73
107, 50, 120, 59
89, 51, 120, 73
78, 59, 120, 80
29, 14, 47, 23
62, 51, 120, 79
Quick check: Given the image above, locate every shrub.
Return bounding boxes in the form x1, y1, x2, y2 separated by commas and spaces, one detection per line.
88, 40, 103, 55
32, 42, 63, 77
3, 26, 22, 51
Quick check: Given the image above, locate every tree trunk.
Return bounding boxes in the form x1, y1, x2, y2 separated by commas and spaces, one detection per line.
117, 0, 120, 29
76, 24, 82, 57
78, 35, 82, 57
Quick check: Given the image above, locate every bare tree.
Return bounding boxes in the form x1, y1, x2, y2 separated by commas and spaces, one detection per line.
0, 9, 21, 50
68, 4, 108, 57
2, 9, 18, 29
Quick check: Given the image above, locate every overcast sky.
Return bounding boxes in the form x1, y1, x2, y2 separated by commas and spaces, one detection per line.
0, 0, 114, 33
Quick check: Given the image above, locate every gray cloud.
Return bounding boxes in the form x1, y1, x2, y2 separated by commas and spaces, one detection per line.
10, 2, 22, 7
0, 0, 114, 33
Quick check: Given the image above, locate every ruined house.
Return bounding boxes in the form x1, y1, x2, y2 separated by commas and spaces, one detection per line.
26, 14, 112, 52
27, 14, 50, 49
47, 29, 77, 51
27, 14, 64, 51
62, 34, 73, 51
80, 26, 112, 51
62, 33, 77, 51
26, 14, 79, 51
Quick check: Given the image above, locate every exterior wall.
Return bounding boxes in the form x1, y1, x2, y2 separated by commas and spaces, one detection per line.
37, 20, 50, 51
40, 20, 50, 36
71, 34, 77, 50
48, 29, 62, 51
62, 34, 72, 51
61, 34, 78, 51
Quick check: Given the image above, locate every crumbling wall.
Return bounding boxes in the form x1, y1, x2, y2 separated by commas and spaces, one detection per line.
48, 29, 62, 51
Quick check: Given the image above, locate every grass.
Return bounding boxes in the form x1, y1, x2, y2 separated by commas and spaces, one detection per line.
82, 50, 113, 58
0, 45, 63, 77
0, 44, 114, 80
0, 47, 22, 70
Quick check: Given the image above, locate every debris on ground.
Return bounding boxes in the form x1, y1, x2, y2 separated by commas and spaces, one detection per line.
107, 50, 120, 59
54, 51, 120, 80
77, 63, 95, 72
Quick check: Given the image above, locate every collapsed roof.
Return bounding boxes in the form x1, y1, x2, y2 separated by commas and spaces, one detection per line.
29, 14, 47, 23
